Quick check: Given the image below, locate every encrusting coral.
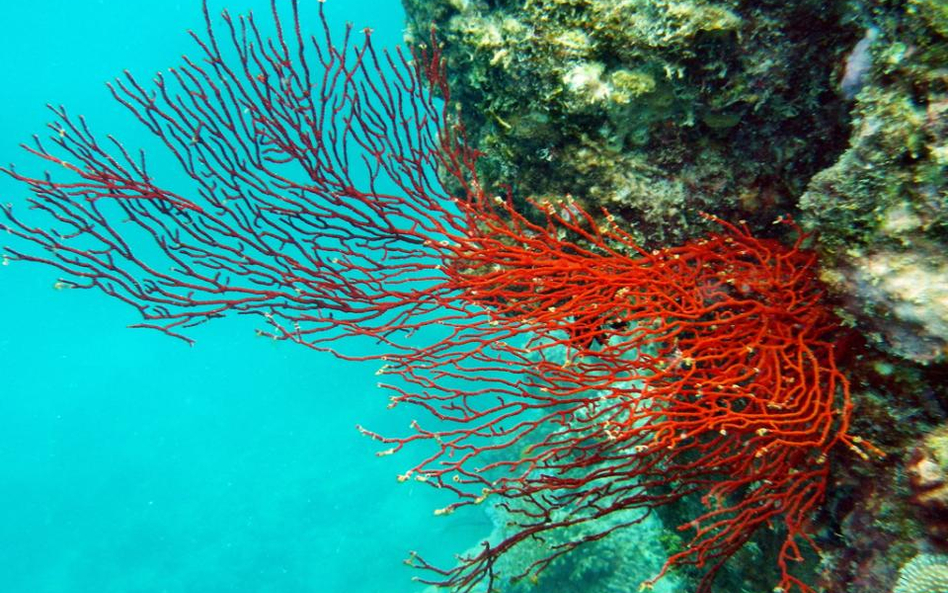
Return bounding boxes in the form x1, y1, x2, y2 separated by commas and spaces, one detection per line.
893, 553, 948, 593
402, 0, 856, 245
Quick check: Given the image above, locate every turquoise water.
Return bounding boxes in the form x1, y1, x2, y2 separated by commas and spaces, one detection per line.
0, 2, 486, 592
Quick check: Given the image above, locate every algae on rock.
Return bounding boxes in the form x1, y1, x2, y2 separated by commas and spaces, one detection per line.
799, 0, 948, 362
402, 0, 855, 244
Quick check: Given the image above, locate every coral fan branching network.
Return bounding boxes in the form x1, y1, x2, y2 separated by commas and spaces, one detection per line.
1, 1, 880, 592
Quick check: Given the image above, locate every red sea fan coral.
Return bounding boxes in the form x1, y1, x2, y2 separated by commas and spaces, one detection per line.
1, 2, 878, 592
390, 198, 879, 593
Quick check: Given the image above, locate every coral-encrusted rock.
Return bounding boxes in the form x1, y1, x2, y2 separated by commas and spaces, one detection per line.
893, 553, 948, 593
401, 0, 856, 246
907, 425, 948, 542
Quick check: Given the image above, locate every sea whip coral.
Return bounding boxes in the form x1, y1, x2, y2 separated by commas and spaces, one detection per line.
1, 2, 877, 591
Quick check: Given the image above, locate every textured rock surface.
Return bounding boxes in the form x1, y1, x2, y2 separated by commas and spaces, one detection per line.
907, 423, 948, 543
799, 0, 948, 360
402, 0, 854, 245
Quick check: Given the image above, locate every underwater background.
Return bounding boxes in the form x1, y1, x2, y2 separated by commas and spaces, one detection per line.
0, 2, 486, 592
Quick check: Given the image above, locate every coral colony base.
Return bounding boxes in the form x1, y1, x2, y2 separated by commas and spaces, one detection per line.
1, 2, 881, 592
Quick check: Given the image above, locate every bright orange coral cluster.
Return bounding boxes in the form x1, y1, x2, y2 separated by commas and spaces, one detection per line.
372, 194, 877, 593
1, 2, 877, 592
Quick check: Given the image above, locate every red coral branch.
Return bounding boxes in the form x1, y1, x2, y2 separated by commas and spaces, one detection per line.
1, 2, 879, 592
